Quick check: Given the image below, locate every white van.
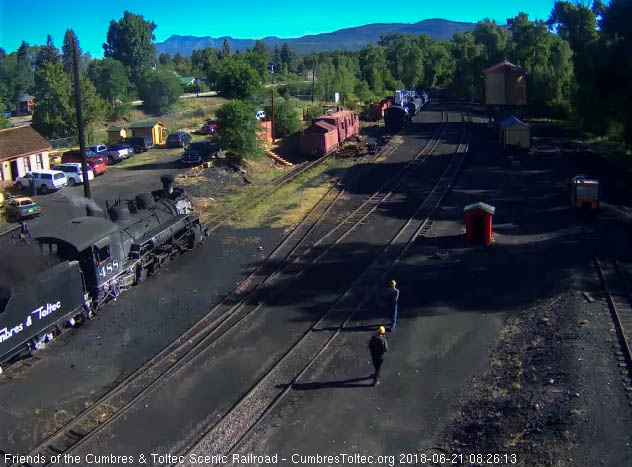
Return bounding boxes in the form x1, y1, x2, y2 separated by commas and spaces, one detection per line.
15, 170, 67, 194
53, 163, 95, 186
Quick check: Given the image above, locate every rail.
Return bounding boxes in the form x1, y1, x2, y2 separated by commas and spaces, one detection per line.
178, 111, 470, 463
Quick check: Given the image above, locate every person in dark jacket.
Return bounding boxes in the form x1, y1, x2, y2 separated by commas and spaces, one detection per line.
368, 326, 388, 386
387, 279, 400, 330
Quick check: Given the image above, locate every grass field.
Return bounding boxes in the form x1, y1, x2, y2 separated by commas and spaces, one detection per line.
190, 156, 357, 230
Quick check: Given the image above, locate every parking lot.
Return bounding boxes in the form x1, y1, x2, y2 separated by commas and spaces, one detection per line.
4, 147, 189, 238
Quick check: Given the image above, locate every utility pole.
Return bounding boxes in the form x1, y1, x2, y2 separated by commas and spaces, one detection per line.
271, 89, 275, 144
311, 53, 315, 103
72, 34, 92, 216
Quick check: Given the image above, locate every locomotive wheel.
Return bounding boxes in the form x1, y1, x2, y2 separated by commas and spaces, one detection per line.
136, 266, 148, 284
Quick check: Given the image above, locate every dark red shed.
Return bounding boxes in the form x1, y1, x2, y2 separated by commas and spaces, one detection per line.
464, 202, 495, 245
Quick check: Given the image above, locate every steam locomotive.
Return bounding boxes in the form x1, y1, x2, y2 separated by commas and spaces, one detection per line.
384, 90, 430, 133
0, 175, 207, 366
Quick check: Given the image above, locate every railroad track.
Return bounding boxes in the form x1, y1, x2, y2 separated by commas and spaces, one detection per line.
595, 259, 632, 381
176, 111, 470, 465
205, 133, 399, 234
7, 112, 429, 467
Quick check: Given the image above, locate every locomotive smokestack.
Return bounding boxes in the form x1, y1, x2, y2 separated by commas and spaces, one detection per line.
161, 175, 174, 198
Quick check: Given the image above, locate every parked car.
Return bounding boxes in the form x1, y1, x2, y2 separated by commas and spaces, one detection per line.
181, 141, 221, 165
61, 150, 107, 176
256, 110, 266, 120
108, 143, 133, 157
88, 144, 108, 156
167, 131, 192, 148
15, 170, 67, 194
102, 145, 130, 164
4, 197, 41, 221
119, 136, 153, 153
200, 120, 217, 134
53, 163, 95, 186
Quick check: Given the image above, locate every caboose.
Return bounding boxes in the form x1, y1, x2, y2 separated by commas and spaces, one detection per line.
570, 175, 600, 212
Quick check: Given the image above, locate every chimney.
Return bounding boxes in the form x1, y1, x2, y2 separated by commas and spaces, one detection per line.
161, 175, 174, 198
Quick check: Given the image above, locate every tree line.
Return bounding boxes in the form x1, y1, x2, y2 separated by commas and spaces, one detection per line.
1, 2, 630, 149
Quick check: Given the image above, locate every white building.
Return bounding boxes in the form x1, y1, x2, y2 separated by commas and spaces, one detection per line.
0, 126, 52, 184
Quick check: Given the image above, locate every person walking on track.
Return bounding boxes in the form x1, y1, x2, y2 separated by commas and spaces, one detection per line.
368, 326, 388, 386
387, 279, 400, 330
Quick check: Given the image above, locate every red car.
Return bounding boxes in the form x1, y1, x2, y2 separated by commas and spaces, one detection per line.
61, 150, 107, 176
201, 120, 217, 134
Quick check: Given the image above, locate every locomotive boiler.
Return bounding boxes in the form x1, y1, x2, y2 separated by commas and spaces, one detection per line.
0, 176, 207, 365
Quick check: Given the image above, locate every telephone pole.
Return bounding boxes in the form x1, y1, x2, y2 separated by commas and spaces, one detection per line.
311, 53, 316, 103
72, 34, 93, 216
271, 89, 275, 144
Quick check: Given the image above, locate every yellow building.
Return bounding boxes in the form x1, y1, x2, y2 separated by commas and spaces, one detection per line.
128, 121, 166, 145
0, 126, 51, 184
482, 60, 527, 107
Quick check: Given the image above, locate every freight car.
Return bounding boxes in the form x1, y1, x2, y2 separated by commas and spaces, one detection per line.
0, 175, 207, 367
300, 109, 360, 158
384, 105, 410, 133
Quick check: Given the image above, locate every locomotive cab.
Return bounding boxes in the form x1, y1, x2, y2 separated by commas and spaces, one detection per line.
36, 217, 127, 299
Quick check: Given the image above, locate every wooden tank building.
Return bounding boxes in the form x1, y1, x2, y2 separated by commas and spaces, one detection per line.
482, 60, 527, 107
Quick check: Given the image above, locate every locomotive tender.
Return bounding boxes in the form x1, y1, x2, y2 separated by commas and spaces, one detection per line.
0, 175, 207, 365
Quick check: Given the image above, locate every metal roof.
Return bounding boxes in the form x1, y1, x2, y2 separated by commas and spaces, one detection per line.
0, 126, 51, 161
482, 60, 524, 74
500, 116, 529, 129
127, 121, 164, 129
36, 216, 119, 252
464, 202, 496, 215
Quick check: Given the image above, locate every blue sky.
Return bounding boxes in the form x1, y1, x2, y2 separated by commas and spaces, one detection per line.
1, 0, 559, 57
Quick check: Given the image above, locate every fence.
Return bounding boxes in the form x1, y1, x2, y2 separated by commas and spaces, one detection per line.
49, 136, 77, 150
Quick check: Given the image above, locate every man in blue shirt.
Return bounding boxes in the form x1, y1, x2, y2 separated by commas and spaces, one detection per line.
388, 279, 399, 330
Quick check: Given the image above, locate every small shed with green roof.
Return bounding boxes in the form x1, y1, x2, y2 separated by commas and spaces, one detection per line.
106, 125, 129, 144
127, 121, 166, 145
464, 202, 496, 245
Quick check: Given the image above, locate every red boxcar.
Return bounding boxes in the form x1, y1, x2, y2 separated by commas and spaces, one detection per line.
314, 110, 359, 144
300, 121, 339, 157
368, 100, 392, 120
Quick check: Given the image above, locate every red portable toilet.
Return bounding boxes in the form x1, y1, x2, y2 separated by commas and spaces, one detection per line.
464, 202, 495, 245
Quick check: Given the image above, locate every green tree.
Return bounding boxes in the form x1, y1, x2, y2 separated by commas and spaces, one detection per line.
158, 53, 172, 66
473, 19, 510, 64
62, 29, 80, 76
0, 104, 9, 130
508, 12, 575, 116
359, 45, 387, 95
217, 58, 261, 99
72, 75, 107, 140
449, 32, 485, 100
221, 39, 231, 59
104, 11, 157, 83
138, 69, 182, 114
13, 41, 34, 102
87, 58, 131, 103
263, 98, 300, 138
32, 61, 73, 138
216, 100, 260, 157
35, 35, 60, 70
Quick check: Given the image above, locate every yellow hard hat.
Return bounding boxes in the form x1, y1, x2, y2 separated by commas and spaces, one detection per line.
390, 280, 397, 287
378, 326, 386, 335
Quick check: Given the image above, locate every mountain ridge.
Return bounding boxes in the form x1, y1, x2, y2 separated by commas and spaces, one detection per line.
155, 18, 476, 56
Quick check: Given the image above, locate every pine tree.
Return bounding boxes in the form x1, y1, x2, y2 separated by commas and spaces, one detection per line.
62, 29, 79, 76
